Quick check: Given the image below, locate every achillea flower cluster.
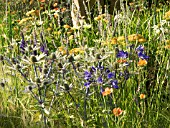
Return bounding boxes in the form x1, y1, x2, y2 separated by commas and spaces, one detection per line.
102, 34, 146, 46
58, 46, 84, 55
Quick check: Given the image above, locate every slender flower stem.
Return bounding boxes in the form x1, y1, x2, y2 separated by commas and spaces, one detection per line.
84, 87, 89, 121
33, 63, 38, 78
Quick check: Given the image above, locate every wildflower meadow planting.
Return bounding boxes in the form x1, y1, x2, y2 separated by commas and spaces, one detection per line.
0, 0, 170, 127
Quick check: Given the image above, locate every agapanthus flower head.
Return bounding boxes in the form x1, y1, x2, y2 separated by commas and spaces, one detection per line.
107, 72, 115, 79
117, 51, 128, 58
91, 66, 96, 72
97, 62, 104, 70
136, 45, 144, 52
111, 80, 119, 89
84, 82, 91, 88
97, 76, 103, 84
105, 68, 110, 73
40, 44, 48, 55
113, 107, 123, 116
138, 52, 149, 60
84, 71, 92, 80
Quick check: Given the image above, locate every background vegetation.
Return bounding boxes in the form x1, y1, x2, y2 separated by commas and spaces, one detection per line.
0, 0, 170, 127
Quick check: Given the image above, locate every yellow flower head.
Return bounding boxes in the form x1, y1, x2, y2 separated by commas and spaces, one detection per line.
18, 17, 33, 25
63, 24, 71, 29
111, 38, 117, 44
117, 36, 125, 42
94, 15, 102, 21
69, 48, 84, 54
58, 46, 67, 55
164, 10, 170, 20
128, 34, 144, 42
138, 38, 147, 43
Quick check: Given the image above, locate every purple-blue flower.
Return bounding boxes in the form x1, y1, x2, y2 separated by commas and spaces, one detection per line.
20, 32, 26, 53
84, 71, 92, 80
136, 45, 144, 52
97, 62, 104, 70
84, 82, 91, 88
138, 52, 149, 60
97, 76, 103, 84
111, 80, 119, 89
91, 66, 96, 72
107, 72, 115, 79
40, 44, 48, 55
117, 51, 128, 58
105, 68, 110, 73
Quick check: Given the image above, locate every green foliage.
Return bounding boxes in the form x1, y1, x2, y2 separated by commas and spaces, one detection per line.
0, 0, 170, 127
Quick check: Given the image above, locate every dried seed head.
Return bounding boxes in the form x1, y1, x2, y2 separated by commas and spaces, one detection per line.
43, 68, 48, 74
68, 55, 74, 62
96, 54, 101, 59
30, 55, 37, 63
51, 53, 56, 60
0, 82, 5, 87
28, 86, 32, 91
58, 63, 63, 69
28, 45, 32, 51
11, 58, 17, 64
15, 64, 21, 69
35, 77, 41, 83
64, 83, 70, 91
0, 55, 4, 61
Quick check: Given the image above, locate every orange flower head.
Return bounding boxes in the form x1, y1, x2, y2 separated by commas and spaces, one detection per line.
102, 87, 112, 96
113, 108, 123, 116
117, 59, 127, 63
138, 59, 147, 66
140, 94, 146, 99
111, 38, 117, 44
